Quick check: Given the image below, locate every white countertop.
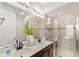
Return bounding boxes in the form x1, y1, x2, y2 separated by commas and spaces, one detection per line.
0, 40, 53, 57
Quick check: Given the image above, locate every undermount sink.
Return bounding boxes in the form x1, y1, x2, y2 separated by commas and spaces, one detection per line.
23, 41, 37, 47
13, 48, 32, 56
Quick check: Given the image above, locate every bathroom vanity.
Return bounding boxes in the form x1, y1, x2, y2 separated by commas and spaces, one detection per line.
0, 41, 53, 57
16, 40, 53, 57
31, 41, 53, 57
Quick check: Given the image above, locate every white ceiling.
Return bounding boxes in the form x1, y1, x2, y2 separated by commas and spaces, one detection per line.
6, 2, 79, 18
40, 2, 69, 13
29, 2, 79, 21
46, 2, 79, 18
29, 2, 69, 13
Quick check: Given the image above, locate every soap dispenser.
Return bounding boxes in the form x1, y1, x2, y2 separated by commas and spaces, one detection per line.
38, 37, 41, 43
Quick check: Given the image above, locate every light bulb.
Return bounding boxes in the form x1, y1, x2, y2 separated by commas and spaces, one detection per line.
20, 12, 24, 15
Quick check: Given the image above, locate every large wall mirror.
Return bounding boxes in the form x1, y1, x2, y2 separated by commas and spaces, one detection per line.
0, 10, 16, 47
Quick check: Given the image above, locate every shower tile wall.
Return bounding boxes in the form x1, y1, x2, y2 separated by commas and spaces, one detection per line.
30, 17, 46, 38
54, 14, 76, 57
30, 17, 54, 40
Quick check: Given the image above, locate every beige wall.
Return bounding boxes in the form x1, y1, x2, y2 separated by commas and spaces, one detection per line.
16, 15, 26, 42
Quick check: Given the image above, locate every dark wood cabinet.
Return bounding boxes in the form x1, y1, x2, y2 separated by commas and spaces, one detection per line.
49, 47, 53, 57
42, 51, 49, 57
31, 50, 43, 57
31, 43, 53, 57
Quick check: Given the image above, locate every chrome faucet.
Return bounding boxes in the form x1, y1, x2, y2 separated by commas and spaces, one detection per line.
16, 40, 23, 50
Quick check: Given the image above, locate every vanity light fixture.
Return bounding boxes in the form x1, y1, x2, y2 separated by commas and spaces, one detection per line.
17, 2, 30, 8
0, 18, 5, 26
33, 7, 44, 18
26, 3, 30, 7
